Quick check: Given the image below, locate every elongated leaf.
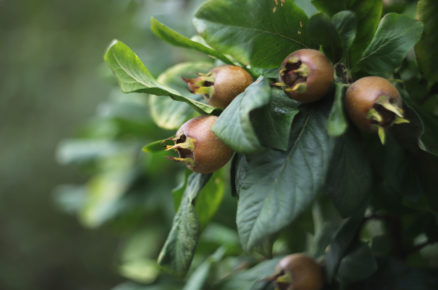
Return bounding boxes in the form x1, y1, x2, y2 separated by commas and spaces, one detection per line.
252, 89, 299, 151
357, 13, 423, 76
158, 173, 211, 277
327, 82, 348, 137
312, 0, 382, 66
194, 0, 308, 68
104, 40, 216, 114
324, 132, 372, 217
307, 13, 342, 62
416, 0, 438, 87
331, 11, 357, 58
212, 77, 271, 153
150, 62, 214, 130
235, 100, 336, 251
150, 17, 232, 64
337, 243, 377, 283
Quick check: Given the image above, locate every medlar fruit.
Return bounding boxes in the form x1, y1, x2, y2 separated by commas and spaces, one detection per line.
166, 115, 233, 173
273, 254, 323, 290
278, 49, 334, 103
345, 76, 409, 144
183, 65, 253, 109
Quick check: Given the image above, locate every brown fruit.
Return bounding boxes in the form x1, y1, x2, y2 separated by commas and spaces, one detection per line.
345, 76, 408, 144
279, 49, 334, 103
274, 254, 323, 290
184, 65, 253, 109
166, 115, 233, 173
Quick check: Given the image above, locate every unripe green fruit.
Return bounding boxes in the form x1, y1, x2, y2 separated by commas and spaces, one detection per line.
345, 76, 408, 144
167, 115, 233, 173
274, 254, 323, 290
184, 65, 253, 109
279, 49, 334, 103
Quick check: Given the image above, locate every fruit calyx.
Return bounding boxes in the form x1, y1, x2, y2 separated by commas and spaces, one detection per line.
164, 133, 196, 168
277, 56, 310, 94
183, 72, 216, 100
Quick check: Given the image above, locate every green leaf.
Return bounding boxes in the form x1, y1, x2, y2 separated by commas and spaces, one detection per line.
295, 0, 318, 17
195, 170, 226, 230
158, 173, 211, 277
150, 62, 214, 130
337, 243, 377, 283
416, 0, 438, 87
325, 215, 363, 282
150, 17, 232, 64
356, 13, 423, 76
235, 100, 336, 251
212, 77, 271, 153
307, 13, 342, 62
252, 89, 299, 151
327, 82, 348, 136
312, 0, 382, 65
324, 132, 372, 217
104, 40, 216, 114
331, 11, 357, 58
217, 257, 281, 290
142, 139, 170, 153
193, 0, 308, 68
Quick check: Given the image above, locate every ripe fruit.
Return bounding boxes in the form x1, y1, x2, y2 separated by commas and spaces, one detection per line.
273, 254, 323, 290
278, 49, 334, 103
345, 76, 409, 144
183, 65, 253, 109
166, 115, 233, 173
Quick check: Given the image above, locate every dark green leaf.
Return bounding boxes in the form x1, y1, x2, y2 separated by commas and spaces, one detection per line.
235, 100, 336, 251
356, 13, 423, 76
312, 0, 382, 65
337, 243, 377, 283
150, 17, 232, 64
416, 0, 438, 87
324, 132, 372, 217
252, 89, 299, 151
212, 77, 271, 153
194, 0, 308, 68
325, 215, 363, 281
327, 82, 348, 137
307, 13, 342, 62
331, 11, 357, 58
104, 40, 216, 114
158, 173, 211, 277
150, 62, 214, 130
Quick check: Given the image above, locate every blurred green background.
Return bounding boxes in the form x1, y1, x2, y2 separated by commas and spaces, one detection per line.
0, 0, 205, 289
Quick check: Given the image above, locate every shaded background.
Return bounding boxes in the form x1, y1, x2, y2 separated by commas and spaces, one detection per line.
0, 0, 204, 289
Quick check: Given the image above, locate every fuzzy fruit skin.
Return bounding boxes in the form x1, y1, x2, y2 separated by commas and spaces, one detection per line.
209, 65, 253, 108
176, 115, 233, 174
280, 49, 334, 103
275, 254, 323, 290
345, 76, 402, 131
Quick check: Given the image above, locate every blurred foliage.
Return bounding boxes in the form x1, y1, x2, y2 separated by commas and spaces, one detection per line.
0, 0, 206, 289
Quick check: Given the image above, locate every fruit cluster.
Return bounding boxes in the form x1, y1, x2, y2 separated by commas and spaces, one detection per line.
167, 49, 407, 174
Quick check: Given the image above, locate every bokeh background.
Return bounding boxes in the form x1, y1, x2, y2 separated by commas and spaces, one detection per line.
0, 0, 205, 289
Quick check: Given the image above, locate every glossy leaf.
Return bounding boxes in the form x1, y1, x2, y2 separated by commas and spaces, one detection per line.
235, 100, 335, 251
327, 82, 348, 137
357, 13, 423, 76
212, 77, 271, 153
324, 132, 372, 217
312, 0, 382, 65
194, 0, 308, 68
158, 173, 211, 277
104, 40, 216, 114
150, 17, 232, 64
252, 89, 299, 151
416, 0, 438, 87
150, 62, 214, 130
